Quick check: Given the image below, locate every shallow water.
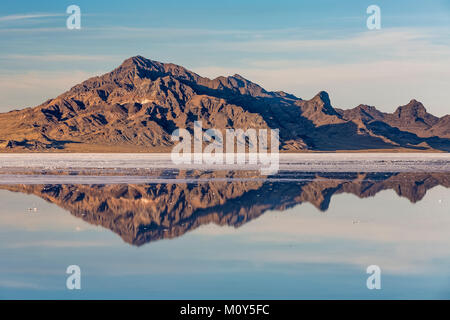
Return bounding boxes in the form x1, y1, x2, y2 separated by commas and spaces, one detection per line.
0, 170, 449, 299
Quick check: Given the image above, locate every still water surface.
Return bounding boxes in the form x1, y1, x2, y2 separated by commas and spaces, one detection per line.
0, 171, 449, 299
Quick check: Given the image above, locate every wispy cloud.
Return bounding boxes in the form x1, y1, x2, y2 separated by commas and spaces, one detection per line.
0, 13, 63, 22
6, 240, 114, 248
189, 28, 450, 116
0, 279, 40, 289
0, 25, 448, 116
1, 54, 120, 62
177, 27, 450, 59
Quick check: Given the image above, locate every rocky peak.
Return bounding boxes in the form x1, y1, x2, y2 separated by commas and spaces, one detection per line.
312, 91, 331, 106
391, 99, 439, 128
394, 99, 427, 118
308, 91, 339, 116
338, 104, 385, 122
0, 55, 449, 152
224, 73, 270, 97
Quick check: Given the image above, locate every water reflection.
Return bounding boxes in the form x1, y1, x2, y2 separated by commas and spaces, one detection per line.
1, 171, 449, 246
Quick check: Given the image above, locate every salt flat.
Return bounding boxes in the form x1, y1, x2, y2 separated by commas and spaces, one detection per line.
0, 153, 448, 173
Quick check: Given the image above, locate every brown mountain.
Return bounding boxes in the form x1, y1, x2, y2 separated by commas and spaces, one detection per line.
2, 171, 449, 246
0, 55, 449, 152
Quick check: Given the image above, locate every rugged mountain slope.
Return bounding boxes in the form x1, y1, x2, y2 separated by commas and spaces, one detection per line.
0, 55, 449, 152
2, 171, 449, 245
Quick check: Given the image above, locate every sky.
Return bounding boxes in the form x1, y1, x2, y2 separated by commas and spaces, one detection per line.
1, 185, 450, 298
0, 0, 450, 116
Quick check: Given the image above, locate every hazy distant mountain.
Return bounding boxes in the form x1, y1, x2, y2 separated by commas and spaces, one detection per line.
0, 55, 449, 152
2, 171, 449, 246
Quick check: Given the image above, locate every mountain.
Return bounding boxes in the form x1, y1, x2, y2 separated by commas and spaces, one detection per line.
0, 55, 449, 152
2, 171, 449, 246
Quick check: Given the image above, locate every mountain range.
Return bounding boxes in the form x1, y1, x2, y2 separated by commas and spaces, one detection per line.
0, 55, 449, 152
2, 171, 448, 245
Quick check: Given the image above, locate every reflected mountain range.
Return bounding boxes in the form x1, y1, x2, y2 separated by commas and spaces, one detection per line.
1, 171, 449, 246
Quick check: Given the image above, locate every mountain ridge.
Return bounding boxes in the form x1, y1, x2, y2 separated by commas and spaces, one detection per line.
0, 55, 449, 152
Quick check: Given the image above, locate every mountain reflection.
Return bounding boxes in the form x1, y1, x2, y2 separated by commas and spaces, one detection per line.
1, 171, 449, 246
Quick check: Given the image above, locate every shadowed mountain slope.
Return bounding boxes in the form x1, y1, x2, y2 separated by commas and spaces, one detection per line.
0, 56, 449, 152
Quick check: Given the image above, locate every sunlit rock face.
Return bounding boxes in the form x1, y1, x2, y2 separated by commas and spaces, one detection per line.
1, 55, 449, 152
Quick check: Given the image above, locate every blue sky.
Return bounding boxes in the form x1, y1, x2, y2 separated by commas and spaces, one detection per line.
0, 0, 450, 115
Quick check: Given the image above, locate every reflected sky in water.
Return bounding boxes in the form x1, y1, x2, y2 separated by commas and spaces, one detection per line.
0, 172, 449, 299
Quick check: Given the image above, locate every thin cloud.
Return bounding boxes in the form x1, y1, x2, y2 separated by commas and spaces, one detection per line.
0, 13, 63, 22
2, 54, 120, 62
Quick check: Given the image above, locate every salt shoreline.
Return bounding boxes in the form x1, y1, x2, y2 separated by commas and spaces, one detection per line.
0, 153, 448, 173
